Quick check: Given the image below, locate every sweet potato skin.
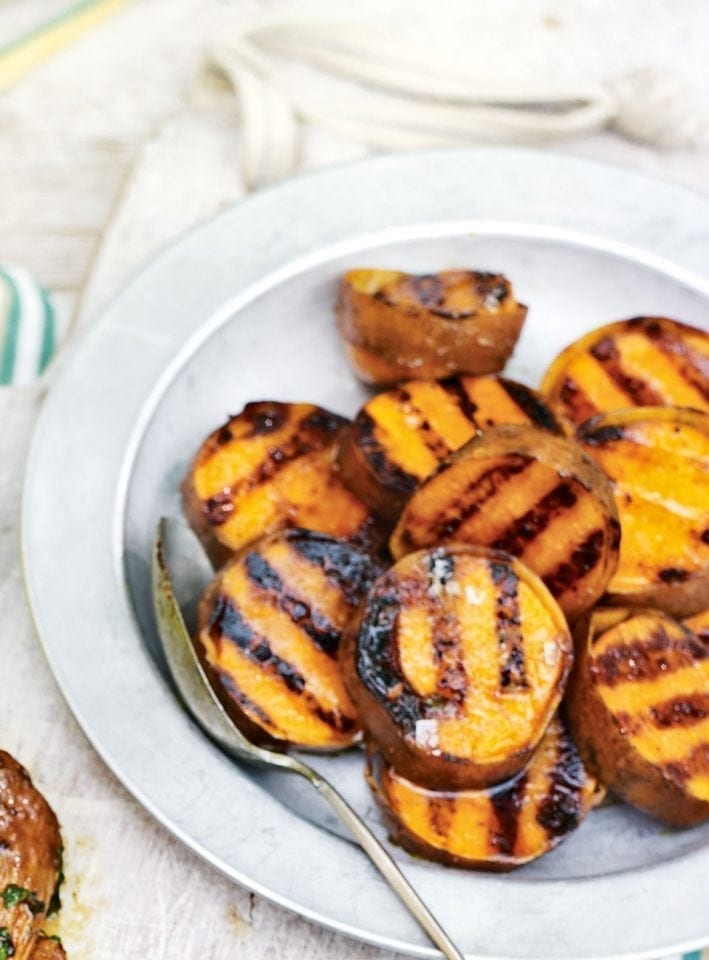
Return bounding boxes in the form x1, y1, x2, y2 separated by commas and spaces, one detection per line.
541, 316, 709, 429
336, 269, 527, 385
338, 376, 563, 522
578, 406, 709, 618
341, 545, 572, 790
390, 424, 620, 621
567, 609, 709, 828
366, 713, 603, 871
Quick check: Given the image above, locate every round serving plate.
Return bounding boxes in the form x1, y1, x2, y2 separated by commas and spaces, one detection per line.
23, 148, 709, 960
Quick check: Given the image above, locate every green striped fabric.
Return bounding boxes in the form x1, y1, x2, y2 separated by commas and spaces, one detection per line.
0, 266, 58, 386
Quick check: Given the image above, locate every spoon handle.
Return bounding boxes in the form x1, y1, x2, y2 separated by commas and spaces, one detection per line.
307, 772, 466, 960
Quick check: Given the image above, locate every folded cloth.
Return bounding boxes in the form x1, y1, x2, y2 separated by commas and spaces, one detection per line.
0, 265, 58, 386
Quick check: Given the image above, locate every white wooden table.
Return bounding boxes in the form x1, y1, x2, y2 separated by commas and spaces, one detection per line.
1, 1, 708, 957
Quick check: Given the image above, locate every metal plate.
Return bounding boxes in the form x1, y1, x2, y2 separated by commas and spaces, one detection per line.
22, 149, 709, 960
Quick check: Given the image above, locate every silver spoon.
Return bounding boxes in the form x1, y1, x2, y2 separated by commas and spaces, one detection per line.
152, 518, 465, 960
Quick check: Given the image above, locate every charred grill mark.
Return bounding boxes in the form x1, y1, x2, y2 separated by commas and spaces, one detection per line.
489, 773, 528, 856
658, 567, 689, 584
355, 586, 426, 733
642, 323, 709, 402
578, 423, 627, 446
242, 401, 289, 436
492, 482, 578, 556
428, 553, 467, 708
440, 377, 480, 427
407, 274, 445, 308
244, 550, 342, 656
590, 337, 664, 406
489, 562, 527, 689
216, 425, 233, 445
216, 669, 275, 729
435, 457, 531, 539
428, 796, 457, 838
301, 408, 349, 434
394, 388, 451, 460
664, 742, 709, 785
356, 411, 419, 494
536, 725, 585, 837
701, 530, 709, 545
543, 528, 607, 598
559, 377, 597, 424
203, 491, 234, 525
592, 626, 707, 687
649, 694, 708, 728
209, 594, 356, 732
288, 531, 382, 605
501, 379, 562, 434
209, 594, 306, 692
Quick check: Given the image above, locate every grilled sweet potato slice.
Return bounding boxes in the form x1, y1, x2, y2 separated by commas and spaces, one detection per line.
182, 401, 385, 565
541, 316, 709, 429
0, 752, 63, 960
341, 545, 572, 789
367, 713, 603, 870
567, 608, 709, 827
338, 376, 562, 521
336, 269, 527, 385
577, 407, 709, 617
390, 425, 620, 621
195, 529, 382, 751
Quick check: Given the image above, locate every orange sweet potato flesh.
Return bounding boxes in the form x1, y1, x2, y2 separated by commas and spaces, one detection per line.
336, 269, 527, 385
390, 424, 620, 621
577, 407, 709, 618
0, 752, 63, 960
195, 529, 382, 751
367, 713, 603, 870
567, 608, 709, 827
182, 400, 387, 566
541, 316, 709, 430
338, 375, 562, 522
341, 545, 572, 790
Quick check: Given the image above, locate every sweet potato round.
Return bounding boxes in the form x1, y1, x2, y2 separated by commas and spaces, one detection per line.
366, 712, 603, 871
390, 424, 620, 621
541, 316, 709, 429
577, 406, 709, 617
338, 375, 562, 522
341, 544, 572, 790
335, 269, 527, 385
195, 529, 382, 751
567, 608, 709, 827
182, 400, 387, 566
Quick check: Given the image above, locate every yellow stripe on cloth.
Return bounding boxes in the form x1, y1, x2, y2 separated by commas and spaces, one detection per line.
0, 0, 135, 95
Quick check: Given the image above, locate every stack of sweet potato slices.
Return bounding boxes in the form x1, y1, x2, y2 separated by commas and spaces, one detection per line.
182, 269, 709, 870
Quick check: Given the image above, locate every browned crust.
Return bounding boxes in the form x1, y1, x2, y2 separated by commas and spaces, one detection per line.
29, 937, 67, 960
0, 752, 63, 960
336, 270, 527, 385
341, 544, 572, 791
566, 609, 709, 828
